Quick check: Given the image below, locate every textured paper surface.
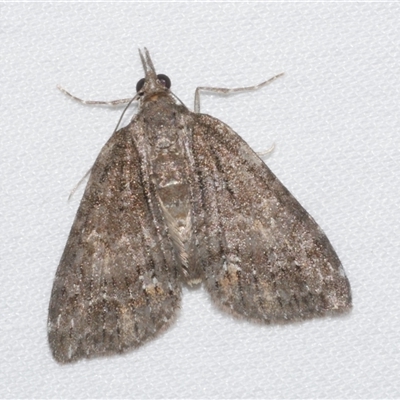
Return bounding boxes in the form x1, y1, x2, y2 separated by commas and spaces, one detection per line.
1, 3, 399, 398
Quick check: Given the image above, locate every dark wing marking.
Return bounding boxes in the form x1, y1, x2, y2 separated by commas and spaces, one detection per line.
191, 114, 351, 323
48, 125, 181, 363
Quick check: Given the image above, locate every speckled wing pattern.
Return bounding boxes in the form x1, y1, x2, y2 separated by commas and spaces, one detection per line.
49, 48, 351, 363
191, 114, 351, 322
48, 125, 182, 363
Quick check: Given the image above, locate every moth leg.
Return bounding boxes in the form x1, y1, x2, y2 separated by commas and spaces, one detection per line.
257, 143, 275, 159
193, 73, 284, 113
57, 85, 132, 106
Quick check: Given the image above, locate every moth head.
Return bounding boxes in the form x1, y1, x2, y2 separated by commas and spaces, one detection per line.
136, 48, 171, 97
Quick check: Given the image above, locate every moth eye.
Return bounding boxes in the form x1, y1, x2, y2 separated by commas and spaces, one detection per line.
136, 78, 145, 93
157, 74, 171, 89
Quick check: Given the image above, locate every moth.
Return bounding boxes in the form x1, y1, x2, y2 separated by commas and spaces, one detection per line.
48, 48, 351, 363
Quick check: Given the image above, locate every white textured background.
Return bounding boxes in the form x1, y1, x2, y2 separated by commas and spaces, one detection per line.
1, 3, 399, 399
